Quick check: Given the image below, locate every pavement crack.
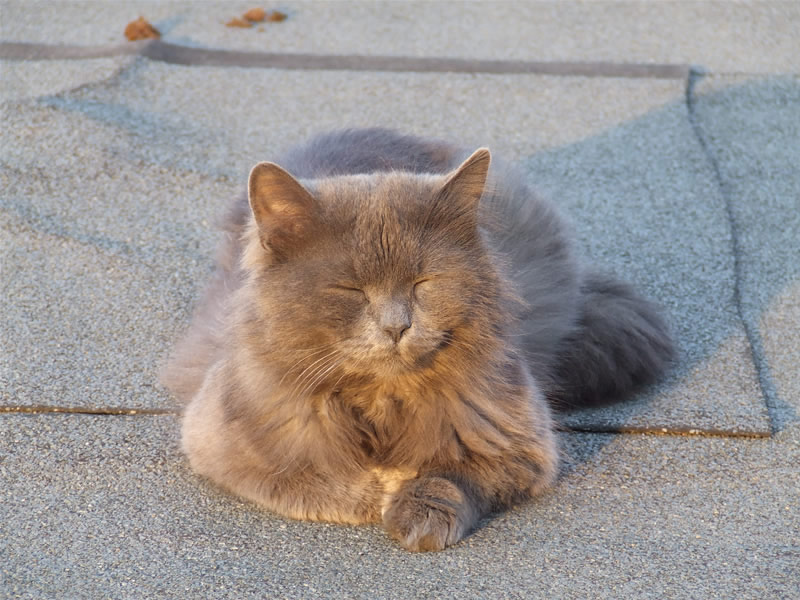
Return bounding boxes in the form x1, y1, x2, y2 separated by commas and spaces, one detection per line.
684, 67, 778, 435
0, 405, 179, 416
561, 424, 771, 439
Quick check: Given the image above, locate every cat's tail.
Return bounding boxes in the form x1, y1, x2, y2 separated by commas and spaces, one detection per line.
550, 271, 675, 409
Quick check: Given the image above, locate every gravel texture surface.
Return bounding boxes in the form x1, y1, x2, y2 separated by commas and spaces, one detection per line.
0, 57, 135, 102
2, 414, 798, 599
25, 59, 685, 176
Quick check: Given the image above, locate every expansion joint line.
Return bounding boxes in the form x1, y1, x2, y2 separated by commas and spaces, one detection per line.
0, 40, 690, 79
684, 67, 777, 435
563, 424, 770, 439
0, 406, 179, 416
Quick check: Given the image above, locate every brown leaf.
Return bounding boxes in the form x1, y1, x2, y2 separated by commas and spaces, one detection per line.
226, 17, 253, 28
124, 17, 160, 41
243, 8, 267, 22
265, 10, 288, 22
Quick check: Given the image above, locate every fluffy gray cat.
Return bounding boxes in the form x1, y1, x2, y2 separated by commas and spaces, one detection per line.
162, 128, 673, 551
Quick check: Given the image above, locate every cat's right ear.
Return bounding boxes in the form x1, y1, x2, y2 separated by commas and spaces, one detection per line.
248, 162, 319, 261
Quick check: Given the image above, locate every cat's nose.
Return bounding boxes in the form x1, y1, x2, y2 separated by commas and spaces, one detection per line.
383, 322, 410, 344
378, 298, 411, 344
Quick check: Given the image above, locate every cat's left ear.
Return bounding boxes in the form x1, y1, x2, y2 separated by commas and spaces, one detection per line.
435, 148, 491, 227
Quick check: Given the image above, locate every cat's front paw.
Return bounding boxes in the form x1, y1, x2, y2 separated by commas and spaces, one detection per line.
382, 477, 476, 552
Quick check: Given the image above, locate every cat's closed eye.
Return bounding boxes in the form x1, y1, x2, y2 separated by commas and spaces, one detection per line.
329, 284, 367, 300
412, 278, 432, 299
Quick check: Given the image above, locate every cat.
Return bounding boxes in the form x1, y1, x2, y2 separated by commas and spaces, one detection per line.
162, 128, 674, 552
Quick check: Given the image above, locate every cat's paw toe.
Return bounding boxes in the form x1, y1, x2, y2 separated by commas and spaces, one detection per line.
382, 477, 473, 552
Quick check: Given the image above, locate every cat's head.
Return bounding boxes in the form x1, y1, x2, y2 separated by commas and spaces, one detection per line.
241, 149, 510, 385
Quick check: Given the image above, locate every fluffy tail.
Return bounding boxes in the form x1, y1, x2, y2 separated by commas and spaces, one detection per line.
550, 271, 675, 409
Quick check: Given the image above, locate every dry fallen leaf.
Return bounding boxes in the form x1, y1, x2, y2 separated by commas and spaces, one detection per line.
265, 10, 288, 22
124, 17, 160, 41
226, 17, 253, 28
243, 8, 267, 22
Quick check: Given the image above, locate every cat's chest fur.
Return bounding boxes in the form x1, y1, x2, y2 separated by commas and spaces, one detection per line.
323, 381, 434, 465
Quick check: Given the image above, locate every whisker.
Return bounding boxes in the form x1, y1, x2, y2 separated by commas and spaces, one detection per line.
279, 342, 341, 376
329, 352, 368, 393
277, 346, 340, 388
283, 351, 342, 403
294, 357, 344, 401
286, 349, 342, 390
283, 341, 339, 355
